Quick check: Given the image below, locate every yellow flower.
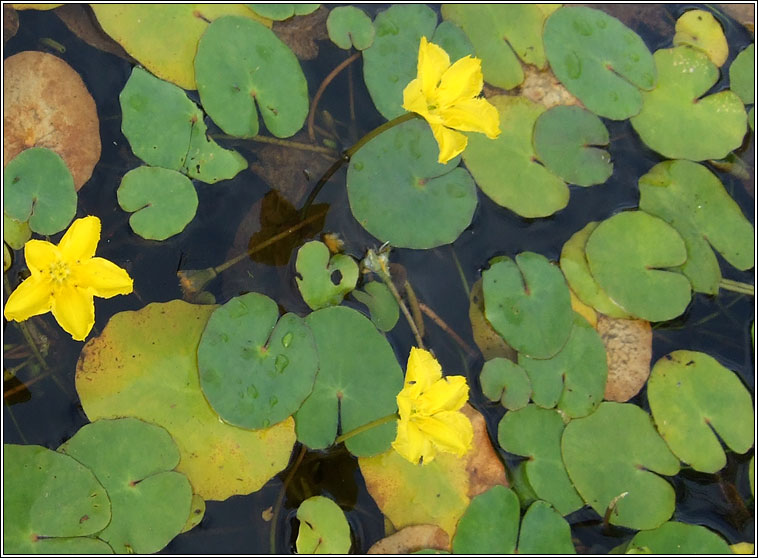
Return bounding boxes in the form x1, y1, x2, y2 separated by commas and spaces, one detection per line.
402, 36, 501, 164
392, 347, 474, 464
4, 216, 133, 341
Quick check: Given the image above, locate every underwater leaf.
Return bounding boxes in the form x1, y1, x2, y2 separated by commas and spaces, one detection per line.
198, 293, 318, 430
296, 241, 359, 310
482, 251, 574, 359
498, 404, 583, 515
76, 300, 296, 501
533, 105, 613, 187
247, 3, 318, 21
562, 402, 680, 530
463, 96, 569, 218
195, 15, 309, 139
673, 9, 728, 67
451, 485, 519, 554
91, 4, 271, 90
326, 6, 375, 50
3, 444, 112, 554
585, 211, 691, 322
628, 521, 732, 554
630, 46, 747, 161
295, 496, 351, 554
639, 160, 754, 294
479, 357, 531, 411
3, 147, 76, 236
347, 119, 477, 249
351, 281, 400, 332
648, 350, 754, 473
3, 213, 31, 250
367, 525, 450, 554
362, 4, 438, 120
295, 306, 403, 456
3, 51, 100, 191
597, 315, 652, 402
117, 166, 198, 241
544, 6, 656, 119
729, 44, 754, 105
58, 418, 193, 554
518, 314, 607, 418
517, 501, 576, 554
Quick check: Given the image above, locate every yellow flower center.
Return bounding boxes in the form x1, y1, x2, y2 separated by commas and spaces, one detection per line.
48, 260, 71, 285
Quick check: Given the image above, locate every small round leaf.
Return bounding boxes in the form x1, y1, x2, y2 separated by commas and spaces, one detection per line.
628, 521, 732, 554
247, 4, 318, 21
326, 6, 374, 50
3, 212, 32, 250
295, 496, 351, 554
451, 485, 519, 554
296, 241, 359, 310
480, 358, 531, 411
351, 281, 400, 332
518, 501, 576, 554
729, 44, 754, 105
673, 9, 728, 67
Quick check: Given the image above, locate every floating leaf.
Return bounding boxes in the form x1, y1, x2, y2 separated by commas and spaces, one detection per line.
347, 119, 477, 249
518, 501, 576, 554
639, 160, 754, 294
326, 6, 374, 50
3, 147, 76, 236
562, 402, 680, 530
295, 306, 403, 455
648, 350, 754, 473
54, 4, 134, 62
181, 495, 205, 534
368, 525, 450, 554
3, 51, 100, 190
628, 521, 732, 554
498, 404, 583, 515
468, 279, 517, 361
91, 5, 271, 90
630, 46, 747, 161
463, 96, 569, 218
296, 241, 359, 310
198, 293, 318, 430
533, 105, 613, 187
247, 3, 318, 21
117, 166, 198, 241
352, 281, 400, 332
673, 9, 728, 67
3, 444, 112, 554
585, 211, 691, 322
451, 485, 519, 554
76, 300, 296, 501
295, 496, 351, 554
483, 252, 574, 359
729, 44, 754, 104
597, 315, 652, 402
479, 358, 531, 411
58, 418, 193, 554
544, 6, 656, 119
3, 213, 29, 252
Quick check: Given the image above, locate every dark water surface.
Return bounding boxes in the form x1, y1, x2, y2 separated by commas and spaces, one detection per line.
3, 4, 755, 554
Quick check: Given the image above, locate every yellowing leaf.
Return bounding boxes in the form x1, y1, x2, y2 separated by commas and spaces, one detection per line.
674, 9, 728, 67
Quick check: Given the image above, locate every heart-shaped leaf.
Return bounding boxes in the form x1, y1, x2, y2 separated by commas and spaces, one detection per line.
247, 3, 318, 21
3, 213, 31, 250
628, 521, 732, 554
451, 485, 519, 554
729, 43, 754, 104
479, 357, 531, 411
296, 241, 359, 310
351, 281, 399, 332
517, 501, 576, 554
673, 9, 728, 67
326, 6, 374, 50
295, 496, 352, 554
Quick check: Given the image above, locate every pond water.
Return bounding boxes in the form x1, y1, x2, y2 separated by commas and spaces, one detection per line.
2, 4, 755, 555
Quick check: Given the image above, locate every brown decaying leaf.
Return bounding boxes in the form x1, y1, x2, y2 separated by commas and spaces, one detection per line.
54, 4, 135, 63
3, 51, 100, 190
368, 524, 450, 554
519, 64, 582, 109
597, 314, 652, 402
468, 279, 517, 361
461, 403, 509, 498
3, 5, 18, 43
272, 5, 328, 60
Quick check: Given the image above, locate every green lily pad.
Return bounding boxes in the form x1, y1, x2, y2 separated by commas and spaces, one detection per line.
533, 106, 613, 187
198, 293, 318, 430
585, 211, 691, 322
117, 166, 198, 241
639, 160, 754, 294
3, 147, 76, 236
498, 405, 583, 515
295, 306, 404, 456
3, 444, 112, 554
76, 300, 296, 501
544, 6, 656, 120
673, 9, 728, 67
195, 16, 309, 139
295, 496, 351, 554
518, 314, 607, 418
560, 222, 631, 318
482, 251, 574, 359
362, 4, 438, 120
518, 501, 576, 554
463, 96, 569, 218
730, 44, 754, 104
58, 418, 193, 554
351, 281, 400, 332
648, 350, 754, 473
347, 119, 477, 249
247, 3, 318, 21
562, 402, 681, 530
296, 241, 359, 310
3, 212, 31, 250
451, 485, 519, 554
630, 46, 747, 161
326, 6, 374, 50
480, 358, 531, 411
628, 521, 732, 554
119, 67, 246, 184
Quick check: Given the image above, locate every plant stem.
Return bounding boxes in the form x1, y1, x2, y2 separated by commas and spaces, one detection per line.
335, 412, 399, 444
269, 444, 307, 554
308, 51, 361, 141
210, 133, 335, 155
374, 266, 425, 349
418, 302, 477, 357
719, 278, 754, 296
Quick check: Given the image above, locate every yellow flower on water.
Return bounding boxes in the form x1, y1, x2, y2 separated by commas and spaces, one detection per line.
392, 347, 474, 465
402, 36, 501, 164
3, 216, 133, 341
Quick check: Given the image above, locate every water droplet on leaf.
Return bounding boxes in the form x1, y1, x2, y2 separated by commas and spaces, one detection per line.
275, 354, 289, 374
565, 52, 582, 79
247, 385, 259, 399
572, 18, 593, 36
281, 332, 293, 348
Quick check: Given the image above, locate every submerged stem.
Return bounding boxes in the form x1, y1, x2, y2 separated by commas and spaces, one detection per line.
719, 278, 754, 296
335, 412, 399, 444
308, 51, 361, 141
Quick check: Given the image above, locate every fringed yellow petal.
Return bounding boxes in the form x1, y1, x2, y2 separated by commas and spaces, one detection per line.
430, 123, 467, 164
405, 347, 442, 392
415, 411, 473, 458
437, 55, 483, 108
58, 216, 101, 262
415, 375, 469, 416
51, 284, 95, 341
402, 78, 430, 118
23, 239, 59, 275
437, 97, 501, 138
3, 275, 53, 322
74, 257, 134, 298
417, 36, 450, 99
392, 418, 433, 465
